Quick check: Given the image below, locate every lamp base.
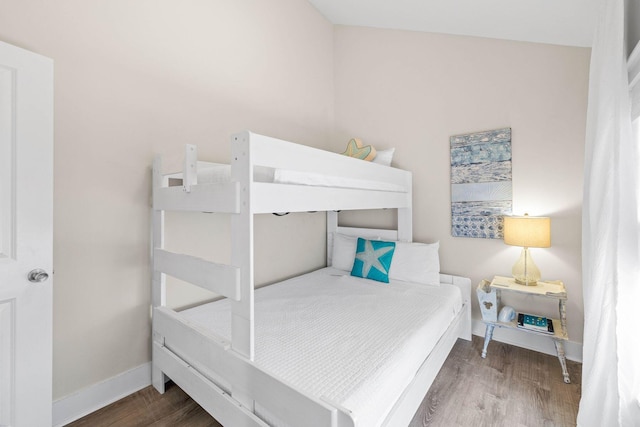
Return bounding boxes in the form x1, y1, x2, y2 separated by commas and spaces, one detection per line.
512, 247, 541, 286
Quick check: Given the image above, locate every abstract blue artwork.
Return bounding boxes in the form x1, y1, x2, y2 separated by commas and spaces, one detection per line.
450, 128, 512, 239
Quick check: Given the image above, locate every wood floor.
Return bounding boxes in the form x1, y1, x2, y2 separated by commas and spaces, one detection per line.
408, 336, 581, 427
68, 336, 581, 427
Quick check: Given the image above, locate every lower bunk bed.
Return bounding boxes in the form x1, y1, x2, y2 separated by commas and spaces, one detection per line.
153, 263, 471, 427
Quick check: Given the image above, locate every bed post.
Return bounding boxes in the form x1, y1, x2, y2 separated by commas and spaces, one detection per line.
230, 131, 256, 410
151, 155, 167, 393
326, 211, 338, 266
397, 207, 412, 242
182, 144, 198, 193
397, 175, 413, 242
230, 131, 255, 360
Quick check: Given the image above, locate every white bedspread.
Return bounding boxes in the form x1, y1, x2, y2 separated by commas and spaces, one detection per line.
180, 267, 462, 427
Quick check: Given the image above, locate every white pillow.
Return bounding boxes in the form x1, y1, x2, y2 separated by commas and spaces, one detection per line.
372, 148, 395, 166
331, 232, 358, 271
388, 241, 440, 286
331, 233, 440, 285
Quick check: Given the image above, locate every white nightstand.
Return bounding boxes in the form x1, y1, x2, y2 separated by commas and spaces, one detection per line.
477, 275, 570, 383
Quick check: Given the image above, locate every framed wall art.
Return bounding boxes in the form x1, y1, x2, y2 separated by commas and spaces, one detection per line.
450, 127, 512, 239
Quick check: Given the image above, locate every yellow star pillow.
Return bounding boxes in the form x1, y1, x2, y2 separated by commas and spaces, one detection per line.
341, 138, 377, 161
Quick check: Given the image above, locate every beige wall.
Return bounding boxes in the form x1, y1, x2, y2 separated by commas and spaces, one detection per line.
0, 0, 333, 399
332, 26, 589, 347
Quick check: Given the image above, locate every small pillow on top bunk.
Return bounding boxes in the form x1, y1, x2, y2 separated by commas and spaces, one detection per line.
341, 138, 377, 161
341, 137, 395, 166
350, 238, 396, 283
372, 148, 395, 166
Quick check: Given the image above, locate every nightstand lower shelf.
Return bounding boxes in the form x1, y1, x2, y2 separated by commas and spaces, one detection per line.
481, 320, 570, 384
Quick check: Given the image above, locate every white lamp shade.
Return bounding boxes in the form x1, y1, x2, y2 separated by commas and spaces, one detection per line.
503, 215, 551, 248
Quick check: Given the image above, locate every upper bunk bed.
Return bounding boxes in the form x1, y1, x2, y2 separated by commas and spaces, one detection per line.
150, 131, 470, 427
153, 130, 413, 216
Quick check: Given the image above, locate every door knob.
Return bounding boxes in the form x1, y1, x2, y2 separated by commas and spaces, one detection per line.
28, 269, 49, 283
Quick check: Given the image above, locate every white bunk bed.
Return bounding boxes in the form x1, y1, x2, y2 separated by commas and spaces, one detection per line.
151, 131, 472, 427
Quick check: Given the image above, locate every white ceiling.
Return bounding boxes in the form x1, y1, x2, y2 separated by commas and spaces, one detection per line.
307, 0, 597, 47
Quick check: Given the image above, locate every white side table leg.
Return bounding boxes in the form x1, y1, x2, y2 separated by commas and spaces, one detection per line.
553, 339, 571, 384
481, 324, 495, 358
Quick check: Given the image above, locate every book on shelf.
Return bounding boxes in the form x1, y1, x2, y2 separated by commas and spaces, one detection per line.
517, 313, 555, 334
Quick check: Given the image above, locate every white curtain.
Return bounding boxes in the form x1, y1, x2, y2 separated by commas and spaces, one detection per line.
578, 0, 640, 424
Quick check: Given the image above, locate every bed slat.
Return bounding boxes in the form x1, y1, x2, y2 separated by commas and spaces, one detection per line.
154, 307, 352, 427
153, 182, 240, 213
154, 249, 241, 300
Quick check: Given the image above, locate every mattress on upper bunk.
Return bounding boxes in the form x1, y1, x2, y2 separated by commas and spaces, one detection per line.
186, 161, 408, 193
179, 267, 463, 427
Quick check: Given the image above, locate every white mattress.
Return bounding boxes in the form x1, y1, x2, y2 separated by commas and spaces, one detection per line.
192, 161, 407, 193
180, 267, 463, 427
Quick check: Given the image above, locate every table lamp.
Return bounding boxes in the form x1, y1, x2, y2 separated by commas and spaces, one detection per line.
503, 213, 551, 285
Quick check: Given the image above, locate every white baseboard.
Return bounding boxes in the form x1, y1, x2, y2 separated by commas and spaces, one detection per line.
472, 319, 583, 363
53, 362, 151, 427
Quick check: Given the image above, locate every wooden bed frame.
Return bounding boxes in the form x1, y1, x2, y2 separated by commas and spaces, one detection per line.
151, 131, 472, 427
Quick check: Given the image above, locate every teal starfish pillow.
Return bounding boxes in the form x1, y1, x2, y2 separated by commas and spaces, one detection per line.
351, 238, 396, 283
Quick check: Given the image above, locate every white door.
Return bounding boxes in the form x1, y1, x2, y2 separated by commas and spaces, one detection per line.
0, 41, 53, 427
